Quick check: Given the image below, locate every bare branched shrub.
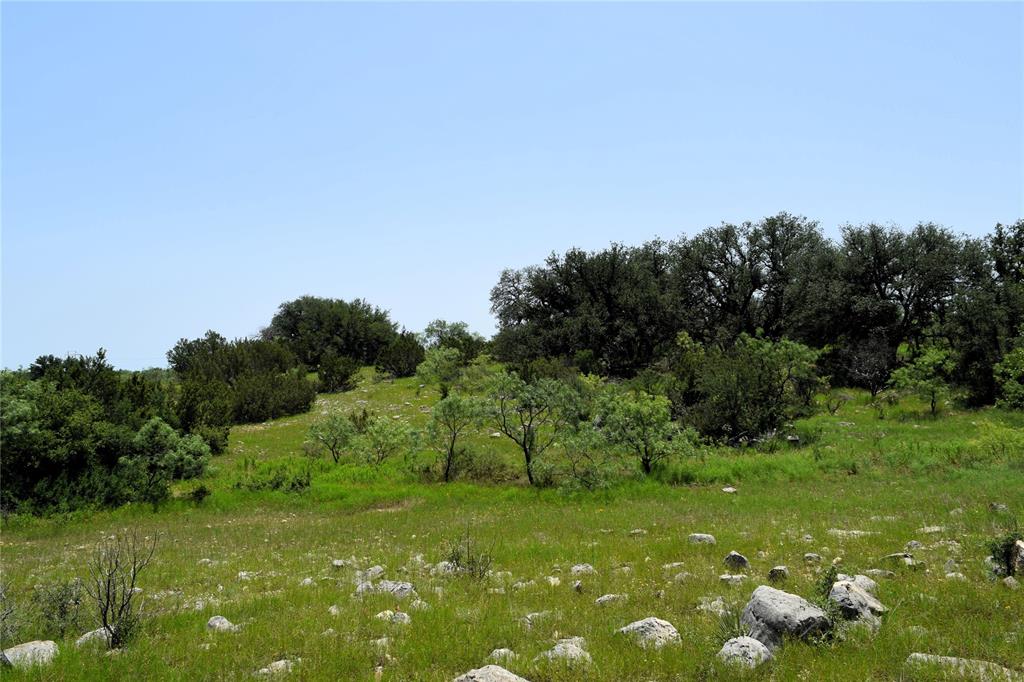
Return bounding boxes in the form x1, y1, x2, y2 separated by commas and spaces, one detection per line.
32, 578, 83, 639
85, 530, 156, 649
443, 532, 494, 580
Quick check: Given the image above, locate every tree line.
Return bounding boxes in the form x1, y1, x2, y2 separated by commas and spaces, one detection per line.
2, 214, 1022, 511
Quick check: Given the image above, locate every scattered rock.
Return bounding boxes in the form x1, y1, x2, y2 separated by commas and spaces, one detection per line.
882, 553, 923, 569
570, 564, 596, 576
254, 659, 297, 677
688, 533, 716, 545
720, 574, 748, 586
331, 558, 352, 569
595, 594, 626, 606
697, 596, 728, 617
741, 585, 831, 650
520, 611, 550, 629
722, 486, 737, 494
1013, 540, 1024, 575
917, 526, 945, 534
629, 528, 648, 536
207, 615, 241, 633
905, 652, 1022, 680
545, 576, 560, 587
357, 580, 417, 600
864, 569, 896, 579
768, 566, 789, 582
488, 649, 517, 662
453, 665, 530, 682
358, 566, 386, 582
672, 571, 692, 583
905, 540, 924, 551
328, 604, 341, 616
804, 552, 823, 564
829, 580, 887, 622
945, 572, 967, 581
410, 598, 430, 611
375, 610, 411, 625
299, 577, 314, 587
237, 571, 258, 581
573, 580, 583, 593
1003, 576, 1020, 590
536, 637, 590, 663
617, 617, 681, 648
74, 628, 111, 649
828, 529, 873, 539
1, 641, 59, 668
990, 502, 1010, 514
717, 636, 773, 669
724, 551, 750, 571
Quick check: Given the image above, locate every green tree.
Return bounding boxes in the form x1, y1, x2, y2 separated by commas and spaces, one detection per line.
307, 411, 357, 463
426, 394, 482, 482
598, 390, 686, 474
889, 347, 955, 415
317, 351, 360, 393
376, 330, 425, 378
121, 417, 180, 509
423, 320, 487, 364
993, 334, 1024, 409
416, 347, 463, 399
486, 372, 578, 485
356, 417, 415, 466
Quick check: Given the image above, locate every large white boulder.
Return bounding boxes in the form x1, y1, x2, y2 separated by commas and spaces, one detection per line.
740, 585, 831, 650
717, 636, 773, 669
2, 640, 59, 668
616, 617, 681, 649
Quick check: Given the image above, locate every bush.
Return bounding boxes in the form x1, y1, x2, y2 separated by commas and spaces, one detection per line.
32, 578, 83, 639
234, 458, 313, 493
85, 530, 155, 650
987, 526, 1023, 576
355, 417, 415, 466
994, 340, 1024, 409
189, 483, 212, 505
889, 347, 955, 416
307, 411, 357, 464
442, 533, 494, 580
193, 423, 229, 455
318, 352, 360, 393
376, 331, 425, 378
426, 395, 481, 482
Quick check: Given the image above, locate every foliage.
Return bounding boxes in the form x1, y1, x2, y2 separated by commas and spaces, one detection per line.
556, 424, 619, 492
416, 346, 463, 399
32, 578, 83, 639
423, 320, 487, 364
317, 351, 360, 393
986, 524, 1022, 577
233, 457, 313, 493
264, 296, 397, 366
686, 335, 821, 441
993, 335, 1024, 409
85, 530, 155, 649
486, 371, 579, 485
426, 394, 482, 482
889, 347, 955, 415
598, 389, 689, 474
188, 483, 212, 505
119, 417, 210, 509
307, 411, 357, 464
355, 417, 415, 466
376, 330, 425, 378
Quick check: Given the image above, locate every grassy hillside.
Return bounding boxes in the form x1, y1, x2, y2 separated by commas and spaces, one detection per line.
2, 372, 1023, 680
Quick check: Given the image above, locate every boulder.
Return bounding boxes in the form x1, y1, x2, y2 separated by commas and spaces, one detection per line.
536, 637, 590, 663
740, 585, 831, 650
724, 551, 750, 571
254, 659, 297, 676
717, 636, 772, 669
616, 617, 680, 648
375, 610, 411, 625
835, 573, 878, 595
207, 615, 241, 633
488, 649, 517, 661
570, 564, 596, 576
2, 640, 59, 668
768, 566, 789, 582
453, 665, 530, 682
1003, 576, 1020, 590
828, 581, 887, 621
905, 653, 1022, 681
720, 574, 747, 586
74, 628, 111, 648
688, 533, 716, 545
595, 594, 626, 606
804, 552, 823, 564
358, 565, 386, 582
697, 596, 728, 618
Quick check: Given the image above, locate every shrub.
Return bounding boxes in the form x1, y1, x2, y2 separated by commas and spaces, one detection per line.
416, 347, 463, 399
442, 533, 494, 580
307, 411, 357, 464
376, 331, 425, 378
598, 389, 688, 474
193, 423, 229, 455
317, 352, 360, 393
889, 347, 955, 416
994, 340, 1024, 409
356, 417, 415, 466
189, 483, 211, 505
426, 395, 482, 482
557, 425, 619, 492
987, 525, 1023, 576
32, 578, 83, 639
85, 530, 155, 650
233, 458, 313, 493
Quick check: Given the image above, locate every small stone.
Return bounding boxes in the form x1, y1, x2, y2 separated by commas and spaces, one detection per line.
207, 615, 241, 633
905, 540, 923, 551
629, 528, 648, 536
1002, 576, 1019, 590
720, 574, 747, 586
488, 648, 517, 662
722, 486, 737, 494
688, 533, 716, 545
573, 580, 583, 593
617, 617, 680, 648
570, 563, 596, 576
299, 577, 314, 587
717, 636, 772, 668
595, 593, 626, 606
945, 572, 967, 581
74, 628, 111, 648
328, 604, 341, 616
990, 502, 1010, 513
768, 566, 789, 582
536, 637, 591, 663
545, 576, 560, 587
917, 525, 945, 534
697, 596, 728, 617
254, 659, 296, 677
453, 665, 529, 682
906, 653, 1020, 680
724, 551, 750, 571
804, 552, 823, 564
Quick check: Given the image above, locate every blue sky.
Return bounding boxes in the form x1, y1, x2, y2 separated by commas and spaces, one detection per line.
2, 2, 1022, 369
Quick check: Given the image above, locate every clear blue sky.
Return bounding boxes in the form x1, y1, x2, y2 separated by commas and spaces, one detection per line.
2, 2, 1022, 369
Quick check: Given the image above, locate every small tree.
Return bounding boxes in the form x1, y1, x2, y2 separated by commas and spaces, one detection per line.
416, 347, 463, 399
85, 530, 156, 650
889, 347, 954, 415
598, 390, 685, 474
557, 424, 618, 491
121, 417, 178, 509
307, 411, 357, 463
426, 394, 481, 482
486, 372, 578, 486
994, 336, 1024, 410
318, 351, 360, 393
376, 331, 425, 378
356, 416, 415, 466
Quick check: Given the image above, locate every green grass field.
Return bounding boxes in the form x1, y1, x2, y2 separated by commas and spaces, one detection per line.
3, 373, 1023, 680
